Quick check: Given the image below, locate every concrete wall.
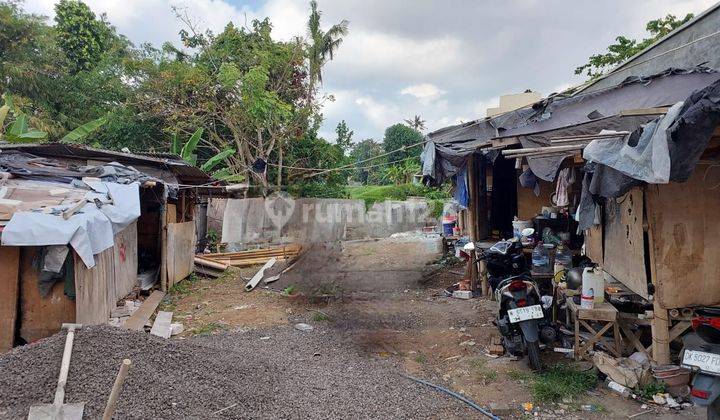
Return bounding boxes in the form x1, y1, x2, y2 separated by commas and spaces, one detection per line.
212, 197, 437, 246
582, 4, 720, 93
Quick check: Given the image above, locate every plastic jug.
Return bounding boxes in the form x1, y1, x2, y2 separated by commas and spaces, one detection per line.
582, 266, 604, 308
554, 244, 572, 274
532, 241, 550, 274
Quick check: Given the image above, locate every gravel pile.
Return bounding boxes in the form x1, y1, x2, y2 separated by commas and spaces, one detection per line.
0, 325, 479, 419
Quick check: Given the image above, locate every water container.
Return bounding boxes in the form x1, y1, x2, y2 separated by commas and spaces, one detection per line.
512, 219, 533, 239
554, 244, 572, 274
532, 241, 550, 274
582, 266, 604, 308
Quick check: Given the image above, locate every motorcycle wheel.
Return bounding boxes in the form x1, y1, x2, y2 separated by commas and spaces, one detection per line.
527, 340, 542, 371
709, 397, 720, 420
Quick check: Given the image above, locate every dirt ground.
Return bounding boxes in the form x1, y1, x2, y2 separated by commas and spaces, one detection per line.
162, 238, 703, 419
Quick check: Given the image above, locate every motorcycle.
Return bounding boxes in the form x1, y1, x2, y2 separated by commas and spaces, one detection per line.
682, 307, 720, 419
476, 229, 555, 370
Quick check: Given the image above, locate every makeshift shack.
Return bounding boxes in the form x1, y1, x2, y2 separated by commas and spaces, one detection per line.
422, 68, 720, 363
0, 144, 214, 352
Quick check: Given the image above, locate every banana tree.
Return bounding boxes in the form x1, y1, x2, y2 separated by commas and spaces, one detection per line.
1, 93, 107, 144
0, 94, 48, 143
171, 128, 242, 181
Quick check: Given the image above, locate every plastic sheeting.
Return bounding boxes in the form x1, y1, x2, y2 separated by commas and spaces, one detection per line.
1, 182, 140, 268
583, 102, 683, 184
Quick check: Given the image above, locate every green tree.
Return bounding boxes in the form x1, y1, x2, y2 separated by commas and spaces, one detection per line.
383, 123, 424, 163
575, 13, 694, 78
306, 0, 348, 94
133, 18, 308, 188
349, 138, 384, 184
334, 119, 353, 153
54, 0, 112, 72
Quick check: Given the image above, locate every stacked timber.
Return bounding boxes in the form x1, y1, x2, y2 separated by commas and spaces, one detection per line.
194, 244, 302, 277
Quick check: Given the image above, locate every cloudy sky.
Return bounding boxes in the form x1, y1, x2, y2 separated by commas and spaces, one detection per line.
24, 0, 717, 142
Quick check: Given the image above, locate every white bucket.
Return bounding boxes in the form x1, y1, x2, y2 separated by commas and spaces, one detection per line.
512, 220, 533, 239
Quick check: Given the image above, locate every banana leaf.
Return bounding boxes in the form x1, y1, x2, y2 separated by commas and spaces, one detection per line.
170, 132, 181, 154
8, 114, 27, 136
61, 117, 107, 143
200, 149, 236, 172
211, 167, 245, 182
181, 128, 203, 160
5, 130, 48, 143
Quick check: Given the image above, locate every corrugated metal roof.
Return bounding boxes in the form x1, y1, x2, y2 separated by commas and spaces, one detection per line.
0, 143, 211, 184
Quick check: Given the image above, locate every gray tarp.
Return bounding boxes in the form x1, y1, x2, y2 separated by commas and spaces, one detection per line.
518, 114, 659, 181
501, 68, 720, 139
422, 67, 720, 185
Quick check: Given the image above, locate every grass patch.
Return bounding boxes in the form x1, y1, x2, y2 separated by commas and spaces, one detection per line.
507, 365, 597, 403
312, 311, 330, 322
469, 358, 498, 384
168, 273, 199, 296
189, 322, 226, 336
414, 354, 427, 364
282, 285, 297, 296
347, 183, 449, 208
531, 364, 597, 403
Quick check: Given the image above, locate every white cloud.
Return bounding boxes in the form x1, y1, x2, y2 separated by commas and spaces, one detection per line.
400, 83, 447, 105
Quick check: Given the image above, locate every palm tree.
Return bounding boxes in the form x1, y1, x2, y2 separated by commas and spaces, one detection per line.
307, 0, 348, 93
404, 115, 426, 132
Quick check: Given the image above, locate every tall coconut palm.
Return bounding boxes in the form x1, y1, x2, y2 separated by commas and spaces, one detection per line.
307, 0, 348, 93
404, 115, 426, 132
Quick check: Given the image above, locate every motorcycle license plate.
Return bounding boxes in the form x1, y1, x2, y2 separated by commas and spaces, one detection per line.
508, 305, 544, 323
683, 350, 720, 375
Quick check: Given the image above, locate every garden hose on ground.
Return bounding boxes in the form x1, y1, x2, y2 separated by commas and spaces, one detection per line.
400, 373, 501, 420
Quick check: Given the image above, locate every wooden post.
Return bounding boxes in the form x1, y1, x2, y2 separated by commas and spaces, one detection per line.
469, 251, 478, 293
479, 258, 489, 297
645, 185, 670, 364
651, 302, 671, 364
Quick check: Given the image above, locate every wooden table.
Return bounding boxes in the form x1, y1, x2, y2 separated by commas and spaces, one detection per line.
566, 298, 622, 360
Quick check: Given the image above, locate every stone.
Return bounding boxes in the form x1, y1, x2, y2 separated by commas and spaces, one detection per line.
294, 323, 314, 332
170, 323, 184, 336
488, 402, 513, 417
452, 290, 472, 300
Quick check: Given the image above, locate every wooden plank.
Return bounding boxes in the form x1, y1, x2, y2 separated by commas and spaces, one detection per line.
74, 247, 113, 325
166, 221, 196, 288
150, 311, 173, 338
123, 290, 165, 331
112, 222, 138, 304
490, 137, 519, 149
619, 107, 669, 116
20, 248, 76, 342
646, 168, 720, 308
516, 179, 554, 220
166, 203, 177, 224
602, 187, 648, 298
0, 247, 20, 351
584, 224, 603, 266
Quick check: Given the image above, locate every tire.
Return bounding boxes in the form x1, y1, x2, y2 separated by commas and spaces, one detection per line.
709, 398, 720, 420
527, 340, 542, 371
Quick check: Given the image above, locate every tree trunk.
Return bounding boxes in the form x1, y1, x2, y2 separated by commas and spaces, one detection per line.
277, 140, 283, 190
